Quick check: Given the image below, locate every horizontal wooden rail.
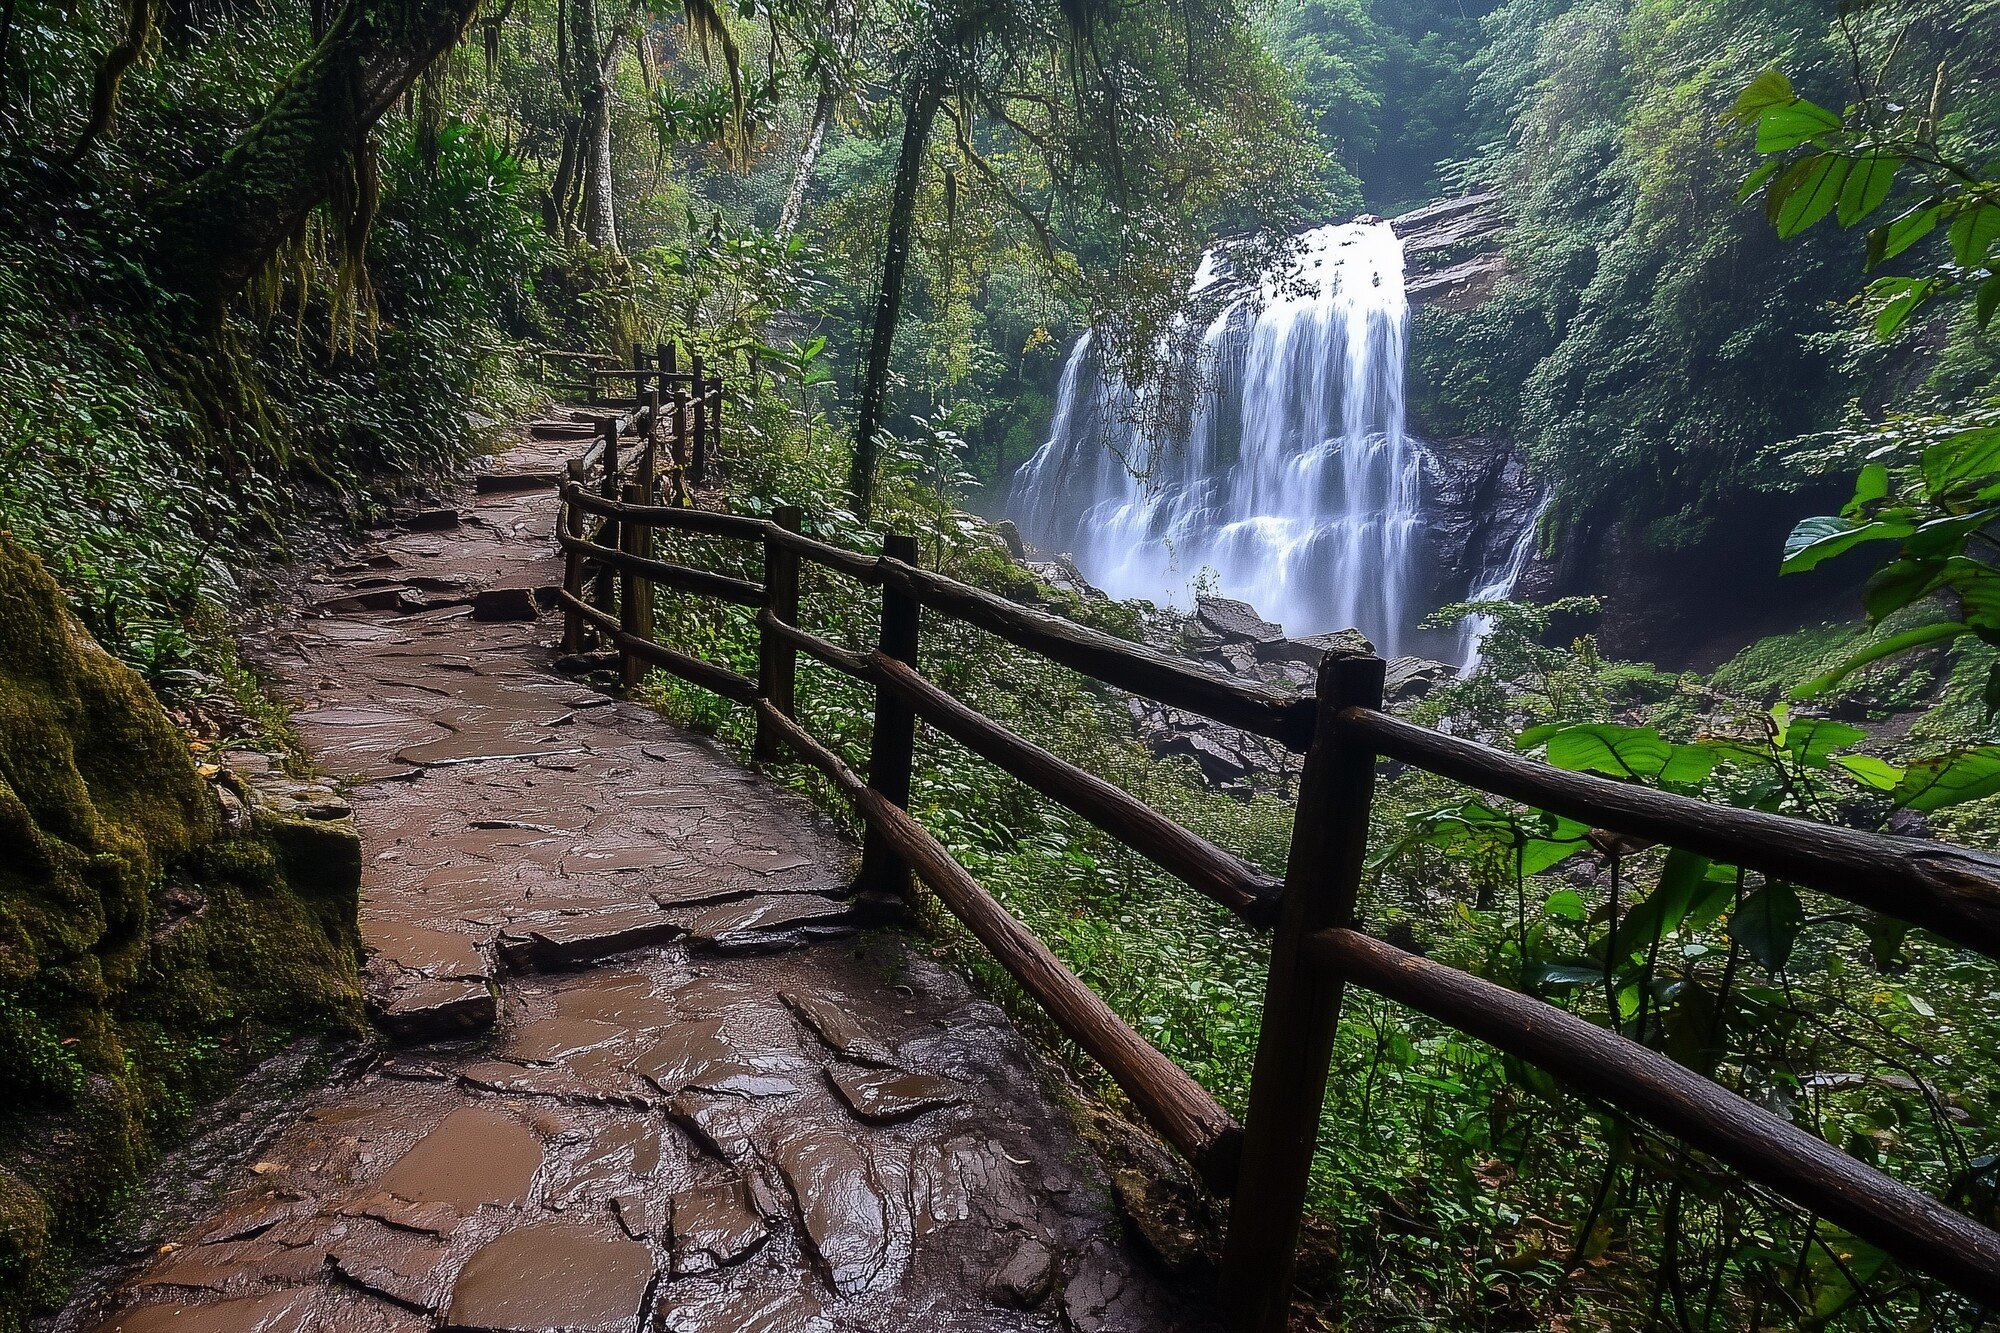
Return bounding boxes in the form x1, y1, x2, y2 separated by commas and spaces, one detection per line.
579, 367, 712, 383
556, 530, 763, 607
752, 696, 1244, 1191
757, 612, 1283, 926
1310, 926, 2000, 1308
765, 523, 887, 583
877, 557, 1316, 752
562, 485, 769, 540
1342, 708, 2000, 965
556, 591, 757, 701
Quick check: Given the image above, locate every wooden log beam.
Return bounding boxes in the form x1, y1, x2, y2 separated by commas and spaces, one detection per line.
1343, 708, 2000, 964
758, 612, 1281, 925
555, 591, 756, 702
764, 524, 885, 583
877, 557, 1315, 751
1313, 925, 2000, 1310
556, 530, 764, 607
560, 486, 769, 541
751, 697, 1243, 1193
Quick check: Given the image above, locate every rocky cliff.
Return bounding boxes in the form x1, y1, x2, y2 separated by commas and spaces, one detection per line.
1393, 192, 1509, 312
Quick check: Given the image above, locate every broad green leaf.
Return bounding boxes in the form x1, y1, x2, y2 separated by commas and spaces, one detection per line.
1545, 724, 1669, 779
1837, 152, 1897, 227
1756, 100, 1843, 153
1792, 620, 1972, 696
1729, 882, 1805, 971
1543, 889, 1587, 921
1736, 159, 1782, 204
1920, 427, 2000, 503
1528, 962, 1606, 988
1771, 154, 1850, 237
1874, 277, 1936, 339
1938, 556, 2000, 625
1892, 746, 2000, 811
1981, 275, 2000, 330
1614, 849, 1715, 954
1904, 509, 2000, 559
1862, 557, 1946, 621
1782, 718, 1867, 766
1949, 201, 2000, 267
1870, 204, 1942, 268
1845, 462, 1890, 512
1523, 816, 1594, 876
1832, 753, 1903, 790
1781, 514, 1911, 573
1726, 69, 1795, 127
1514, 721, 1568, 750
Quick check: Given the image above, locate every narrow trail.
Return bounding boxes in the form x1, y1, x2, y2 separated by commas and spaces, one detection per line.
80, 431, 1214, 1333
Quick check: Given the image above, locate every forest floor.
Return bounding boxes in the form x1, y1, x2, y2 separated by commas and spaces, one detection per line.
61, 430, 1209, 1333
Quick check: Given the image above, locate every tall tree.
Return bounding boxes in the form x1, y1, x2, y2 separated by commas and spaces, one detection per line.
841, 0, 1323, 517
146, 0, 483, 321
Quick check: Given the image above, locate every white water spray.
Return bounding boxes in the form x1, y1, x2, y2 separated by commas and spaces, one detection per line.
1009, 222, 1430, 656
1456, 498, 1549, 673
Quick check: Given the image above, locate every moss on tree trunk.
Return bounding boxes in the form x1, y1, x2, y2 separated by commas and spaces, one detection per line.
145, 0, 483, 322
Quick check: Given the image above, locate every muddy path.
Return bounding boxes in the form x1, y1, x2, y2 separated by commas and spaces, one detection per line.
62, 429, 1215, 1333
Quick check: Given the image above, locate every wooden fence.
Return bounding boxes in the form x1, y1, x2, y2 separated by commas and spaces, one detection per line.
551, 365, 2000, 1327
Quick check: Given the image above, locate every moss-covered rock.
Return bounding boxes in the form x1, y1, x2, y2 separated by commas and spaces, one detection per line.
0, 532, 362, 1329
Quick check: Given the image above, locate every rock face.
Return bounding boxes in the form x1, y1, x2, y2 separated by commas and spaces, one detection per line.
0, 534, 364, 1327
1392, 192, 1508, 312
1418, 433, 1546, 612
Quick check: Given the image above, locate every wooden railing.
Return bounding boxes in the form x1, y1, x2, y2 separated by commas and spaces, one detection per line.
550, 378, 2000, 1326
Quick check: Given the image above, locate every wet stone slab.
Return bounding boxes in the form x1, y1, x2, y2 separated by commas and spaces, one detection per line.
75, 434, 1218, 1333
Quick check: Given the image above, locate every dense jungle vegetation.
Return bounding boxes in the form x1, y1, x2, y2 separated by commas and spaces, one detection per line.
3, 0, 2000, 1322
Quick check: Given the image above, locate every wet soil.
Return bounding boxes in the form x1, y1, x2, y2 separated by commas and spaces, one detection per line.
62, 432, 1217, 1333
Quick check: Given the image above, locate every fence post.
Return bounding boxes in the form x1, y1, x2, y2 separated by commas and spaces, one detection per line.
662, 339, 678, 379
690, 352, 708, 489
711, 371, 724, 472
857, 533, 920, 897
561, 460, 589, 653
755, 504, 803, 763
669, 389, 692, 507
618, 483, 652, 690
641, 387, 661, 501
1219, 650, 1387, 1332
593, 419, 620, 615
631, 341, 647, 404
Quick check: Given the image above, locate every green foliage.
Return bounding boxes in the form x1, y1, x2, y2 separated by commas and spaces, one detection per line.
1726, 57, 2000, 339
1782, 417, 2000, 709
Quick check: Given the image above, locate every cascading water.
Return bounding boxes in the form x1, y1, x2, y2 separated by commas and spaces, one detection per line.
1457, 497, 1550, 673
1009, 221, 1439, 657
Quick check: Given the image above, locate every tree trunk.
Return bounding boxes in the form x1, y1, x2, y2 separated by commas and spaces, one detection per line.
849, 76, 941, 518
776, 83, 834, 239
146, 0, 481, 322
568, 0, 620, 253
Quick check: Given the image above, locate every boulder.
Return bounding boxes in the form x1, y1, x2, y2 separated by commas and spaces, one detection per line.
1258, 627, 1375, 667
1194, 596, 1283, 646
1383, 656, 1458, 704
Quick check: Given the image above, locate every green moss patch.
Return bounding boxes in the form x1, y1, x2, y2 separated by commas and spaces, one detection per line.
0, 532, 361, 1329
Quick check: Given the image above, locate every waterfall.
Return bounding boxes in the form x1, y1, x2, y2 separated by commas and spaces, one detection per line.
1008, 222, 1432, 657
1456, 497, 1549, 673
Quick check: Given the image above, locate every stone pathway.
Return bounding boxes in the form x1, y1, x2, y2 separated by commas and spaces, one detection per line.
76, 431, 1214, 1333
